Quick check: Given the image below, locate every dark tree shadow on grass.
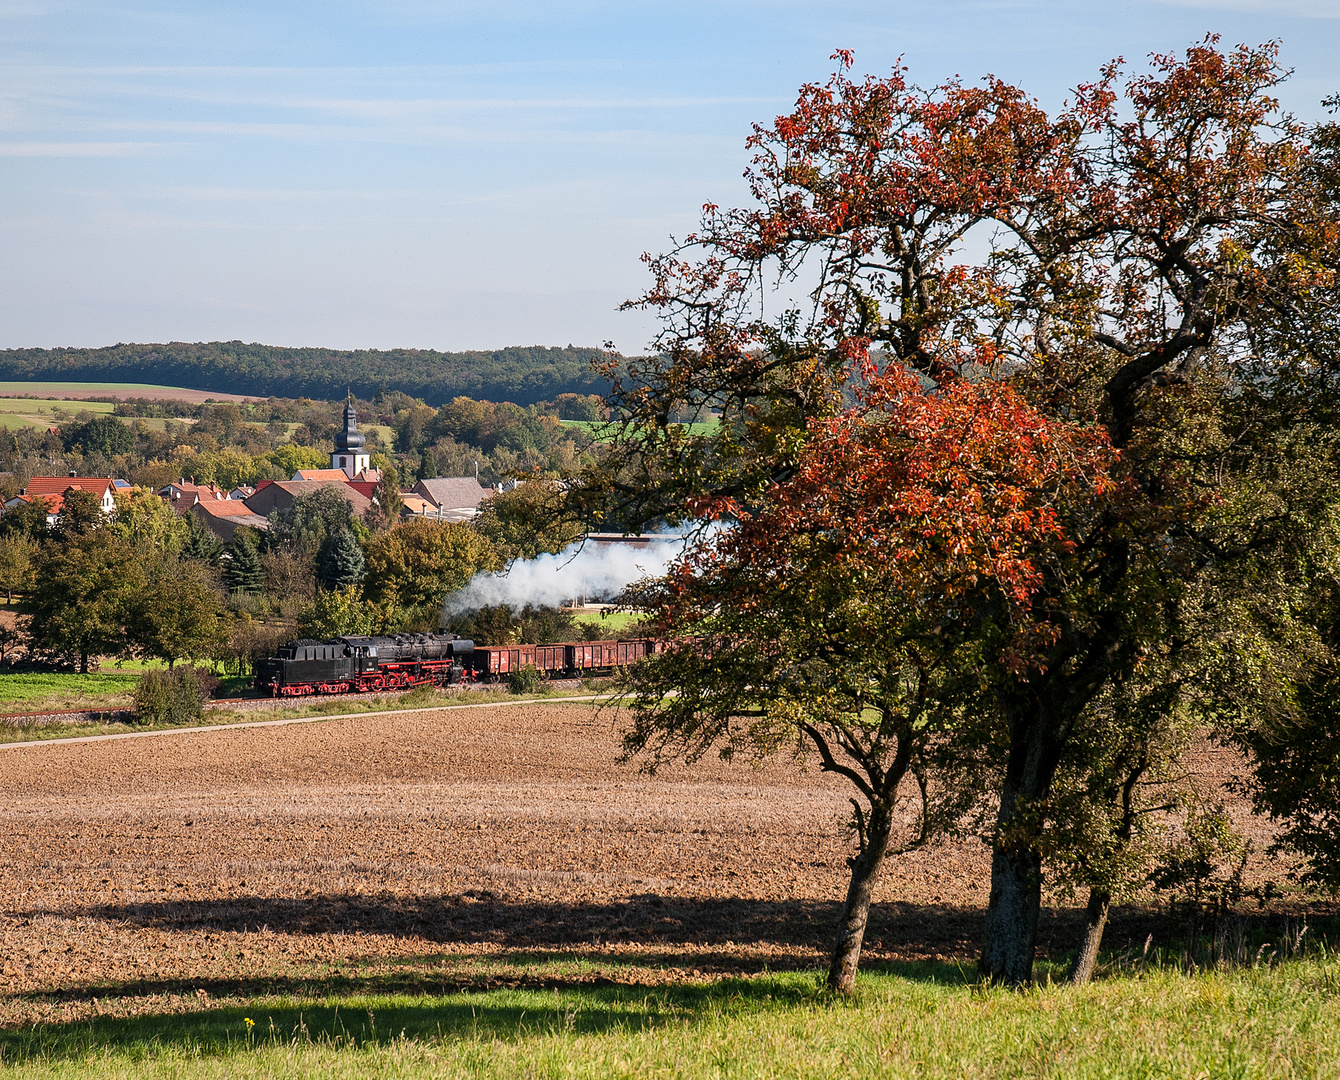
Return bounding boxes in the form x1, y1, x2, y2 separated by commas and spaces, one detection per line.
0, 971, 897, 1066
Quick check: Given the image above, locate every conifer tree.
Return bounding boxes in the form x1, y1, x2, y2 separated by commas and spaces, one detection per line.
183, 512, 223, 564
225, 527, 265, 594
317, 528, 365, 591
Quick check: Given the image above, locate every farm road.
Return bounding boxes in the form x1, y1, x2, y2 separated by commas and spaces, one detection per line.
0, 701, 996, 1021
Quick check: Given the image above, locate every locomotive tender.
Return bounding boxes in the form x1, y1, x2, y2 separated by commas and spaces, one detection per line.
254, 631, 670, 696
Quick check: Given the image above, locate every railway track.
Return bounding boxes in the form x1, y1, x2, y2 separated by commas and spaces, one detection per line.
0, 679, 589, 725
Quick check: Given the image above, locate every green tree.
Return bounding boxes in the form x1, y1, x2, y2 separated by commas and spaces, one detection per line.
130, 553, 228, 667
364, 518, 499, 622
110, 487, 189, 553
0, 532, 36, 603
266, 443, 328, 478
56, 488, 105, 538
316, 528, 366, 590
225, 526, 265, 594
0, 496, 51, 540
298, 585, 393, 638
473, 480, 583, 561
418, 446, 437, 480
21, 531, 141, 672
62, 414, 133, 457
444, 603, 577, 645
183, 512, 224, 564
267, 486, 355, 558
369, 455, 403, 527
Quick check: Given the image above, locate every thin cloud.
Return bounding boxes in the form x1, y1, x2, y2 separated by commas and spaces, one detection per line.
1151, 0, 1340, 14
0, 140, 156, 156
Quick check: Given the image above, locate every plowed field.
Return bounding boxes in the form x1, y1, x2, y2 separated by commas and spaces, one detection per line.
0, 701, 1288, 1027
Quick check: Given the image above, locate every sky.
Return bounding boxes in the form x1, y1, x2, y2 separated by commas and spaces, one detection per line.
1, 1, 1338, 356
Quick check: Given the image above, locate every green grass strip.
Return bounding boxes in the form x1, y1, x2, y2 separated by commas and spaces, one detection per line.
3, 961, 1339, 1077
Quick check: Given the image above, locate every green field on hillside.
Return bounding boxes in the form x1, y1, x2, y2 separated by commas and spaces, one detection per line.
5, 960, 1340, 1078
0, 397, 116, 430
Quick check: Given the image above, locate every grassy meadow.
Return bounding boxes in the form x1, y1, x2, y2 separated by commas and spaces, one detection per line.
572, 609, 647, 635
0, 676, 604, 743
0, 397, 116, 431
0, 672, 140, 715
0, 394, 199, 434
3, 959, 1339, 1078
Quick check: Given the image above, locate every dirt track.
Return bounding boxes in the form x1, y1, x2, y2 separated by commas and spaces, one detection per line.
0, 700, 1292, 1025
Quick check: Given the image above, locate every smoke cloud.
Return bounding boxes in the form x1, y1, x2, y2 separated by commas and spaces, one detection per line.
441, 537, 685, 616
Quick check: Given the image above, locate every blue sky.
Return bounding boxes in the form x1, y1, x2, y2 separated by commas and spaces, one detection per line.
1, 0, 1338, 355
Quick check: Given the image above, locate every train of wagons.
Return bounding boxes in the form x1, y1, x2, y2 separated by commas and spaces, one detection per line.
253, 631, 672, 697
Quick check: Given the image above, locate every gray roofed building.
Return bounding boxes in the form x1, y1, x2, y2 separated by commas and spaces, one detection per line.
189, 499, 272, 542
411, 477, 493, 519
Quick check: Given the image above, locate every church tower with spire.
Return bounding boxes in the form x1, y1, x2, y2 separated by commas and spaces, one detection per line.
331, 399, 370, 479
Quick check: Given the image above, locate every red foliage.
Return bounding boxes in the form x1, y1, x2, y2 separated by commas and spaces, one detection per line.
674, 356, 1125, 676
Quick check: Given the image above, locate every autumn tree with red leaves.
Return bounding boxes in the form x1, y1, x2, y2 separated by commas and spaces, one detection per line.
620, 363, 1124, 991
581, 38, 1340, 989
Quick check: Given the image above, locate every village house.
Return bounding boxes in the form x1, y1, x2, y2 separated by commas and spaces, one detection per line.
4, 475, 119, 524
244, 478, 373, 519
158, 479, 230, 514
410, 476, 493, 522
188, 499, 272, 542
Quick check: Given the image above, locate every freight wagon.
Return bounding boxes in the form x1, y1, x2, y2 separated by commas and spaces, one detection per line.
255, 632, 670, 696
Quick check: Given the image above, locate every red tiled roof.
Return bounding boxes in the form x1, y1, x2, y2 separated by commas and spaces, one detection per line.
294, 469, 351, 481
193, 500, 267, 518
11, 492, 65, 513
161, 481, 226, 500
23, 476, 115, 498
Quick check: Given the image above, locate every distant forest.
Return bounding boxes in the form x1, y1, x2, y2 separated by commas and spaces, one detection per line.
0, 341, 616, 406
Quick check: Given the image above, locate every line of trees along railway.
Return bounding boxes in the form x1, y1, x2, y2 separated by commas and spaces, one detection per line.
572, 40, 1340, 991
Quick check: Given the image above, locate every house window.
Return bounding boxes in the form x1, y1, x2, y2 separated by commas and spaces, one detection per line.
340, 457, 347, 467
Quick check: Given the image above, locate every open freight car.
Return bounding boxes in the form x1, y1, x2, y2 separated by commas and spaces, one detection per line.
471, 638, 654, 680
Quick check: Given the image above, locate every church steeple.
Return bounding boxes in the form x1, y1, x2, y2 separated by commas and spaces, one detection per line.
331, 396, 370, 478
334, 400, 365, 452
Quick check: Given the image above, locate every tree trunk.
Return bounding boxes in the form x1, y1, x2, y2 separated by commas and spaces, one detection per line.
979, 829, 1042, 986
827, 801, 894, 994
979, 704, 1063, 987
79, 649, 88, 675
1069, 887, 1111, 985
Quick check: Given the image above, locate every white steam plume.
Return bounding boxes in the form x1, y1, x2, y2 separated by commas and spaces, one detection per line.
441, 537, 685, 616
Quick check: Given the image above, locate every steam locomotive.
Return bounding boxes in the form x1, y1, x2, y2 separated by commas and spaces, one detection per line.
254, 631, 671, 696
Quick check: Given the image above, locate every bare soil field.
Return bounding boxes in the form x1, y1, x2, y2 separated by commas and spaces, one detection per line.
0, 381, 256, 404
0, 701, 1310, 1029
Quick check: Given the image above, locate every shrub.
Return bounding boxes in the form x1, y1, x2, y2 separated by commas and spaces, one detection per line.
133, 666, 218, 725
507, 665, 545, 695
